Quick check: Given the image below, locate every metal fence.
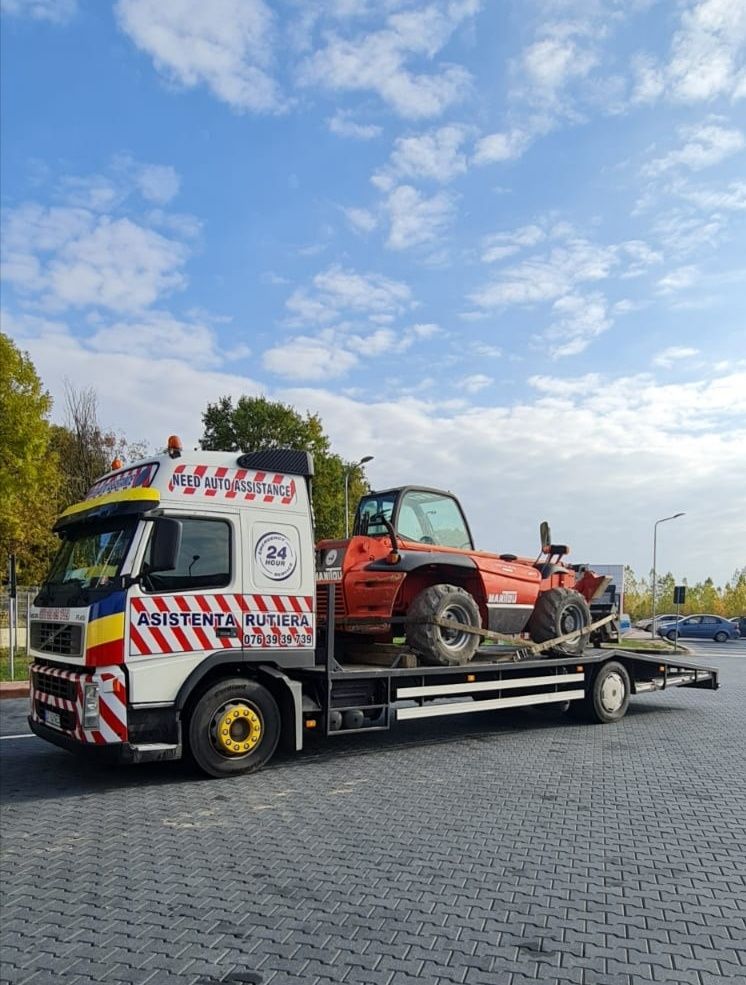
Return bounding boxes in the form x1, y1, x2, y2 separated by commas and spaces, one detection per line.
1, 588, 37, 680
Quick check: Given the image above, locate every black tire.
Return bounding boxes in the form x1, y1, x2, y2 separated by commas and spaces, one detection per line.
187, 678, 280, 778
666, 629, 677, 642
406, 584, 481, 666
576, 660, 631, 724
527, 588, 591, 657
714, 631, 728, 643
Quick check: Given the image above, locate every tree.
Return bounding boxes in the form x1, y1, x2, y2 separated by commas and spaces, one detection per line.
200, 396, 369, 539
51, 383, 149, 508
0, 334, 60, 583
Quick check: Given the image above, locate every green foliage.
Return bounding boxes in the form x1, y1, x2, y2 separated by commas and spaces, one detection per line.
621, 564, 746, 619
200, 395, 369, 539
0, 333, 60, 583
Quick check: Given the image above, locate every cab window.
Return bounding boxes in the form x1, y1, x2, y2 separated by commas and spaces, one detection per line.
397, 491, 472, 549
144, 518, 232, 592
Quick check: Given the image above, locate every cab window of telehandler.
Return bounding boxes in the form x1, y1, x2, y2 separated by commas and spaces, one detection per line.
399, 491, 473, 550
356, 493, 396, 536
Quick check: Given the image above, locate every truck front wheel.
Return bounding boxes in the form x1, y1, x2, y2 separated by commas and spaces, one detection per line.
406, 584, 482, 666
187, 678, 280, 778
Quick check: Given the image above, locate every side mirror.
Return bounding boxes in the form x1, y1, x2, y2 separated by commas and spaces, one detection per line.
539, 520, 551, 553
147, 517, 182, 574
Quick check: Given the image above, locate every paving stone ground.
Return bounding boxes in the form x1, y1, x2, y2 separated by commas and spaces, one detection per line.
1, 650, 744, 985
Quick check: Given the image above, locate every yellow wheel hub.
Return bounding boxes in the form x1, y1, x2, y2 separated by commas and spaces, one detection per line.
214, 703, 262, 756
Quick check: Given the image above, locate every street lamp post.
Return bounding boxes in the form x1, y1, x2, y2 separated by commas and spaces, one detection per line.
651, 512, 685, 638
345, 456, 374, 538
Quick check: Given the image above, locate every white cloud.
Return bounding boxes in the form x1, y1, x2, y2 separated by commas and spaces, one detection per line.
522, 29, 599, 103
135, 164, 181, 204
1, 0, 76, 21
262, 320, 432, 380
481, 224, 546, 263
115, 0, 282, 113
677, 179, 746, 210
459, 373, 492, 393
89, 311, 231, 367
653, 345, 700, 368
2, 204, 189, 312
263, 332, 359, 380
6, 313, 264, 445
657, 265, 700, 294
666, 0, 746, 103
385, 184, 456, 249
374, 124, 471, 187
631, 53, 665, 104
327, 111, 382, 139
470, 236, 618, 309
644, 121, 745, 176
297, 2, 477, 118
547, 292, 612, 358
472, 129, 531, 165
343, 206, 379, 233
652, 210, 725, 256
285, 264, 413, 325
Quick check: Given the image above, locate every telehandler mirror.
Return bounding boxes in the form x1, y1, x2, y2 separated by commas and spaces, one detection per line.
147, 517, 182, 574
539, 521, 551, 553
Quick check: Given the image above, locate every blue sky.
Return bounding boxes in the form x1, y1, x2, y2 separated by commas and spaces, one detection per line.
2, 0, 745, 586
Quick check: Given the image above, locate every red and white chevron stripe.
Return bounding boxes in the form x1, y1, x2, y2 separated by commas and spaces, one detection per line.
167, 464, 297, 505
30, 663, 127, 746
129, 594, 315, 655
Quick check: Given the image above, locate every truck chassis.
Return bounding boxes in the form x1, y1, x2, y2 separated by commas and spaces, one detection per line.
29, 586, 719, 776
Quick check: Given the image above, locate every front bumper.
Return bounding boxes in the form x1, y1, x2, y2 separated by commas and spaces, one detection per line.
28, 715, 181, 763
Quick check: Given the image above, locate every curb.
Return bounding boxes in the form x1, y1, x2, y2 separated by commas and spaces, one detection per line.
0, 681, 30, 700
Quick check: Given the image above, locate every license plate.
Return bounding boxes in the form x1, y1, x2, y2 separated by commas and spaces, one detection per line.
44, 709, 62, 730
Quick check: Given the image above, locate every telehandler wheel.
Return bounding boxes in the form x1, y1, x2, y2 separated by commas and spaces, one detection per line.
187, 678, 280, 778
406, 584, 481, 666
527, 587, 591, 657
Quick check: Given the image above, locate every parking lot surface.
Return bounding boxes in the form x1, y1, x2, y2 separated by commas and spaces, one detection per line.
1, 645, 745, 985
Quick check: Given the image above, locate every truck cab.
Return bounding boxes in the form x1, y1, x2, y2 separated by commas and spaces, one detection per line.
28, 443, 316, 768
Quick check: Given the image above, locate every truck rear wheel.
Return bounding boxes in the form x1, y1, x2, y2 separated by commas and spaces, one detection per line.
406, 584, 481, 666
583, 660, 631, 723
527, 587, 591, 657
187, 678, 280, 778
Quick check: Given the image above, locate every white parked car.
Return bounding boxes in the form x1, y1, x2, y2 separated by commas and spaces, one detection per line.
636, 614, 679, 632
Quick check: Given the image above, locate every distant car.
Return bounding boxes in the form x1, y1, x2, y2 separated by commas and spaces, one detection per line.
729, 616, 745, 638
658, 615, 738, 642
637, 613, 679, 632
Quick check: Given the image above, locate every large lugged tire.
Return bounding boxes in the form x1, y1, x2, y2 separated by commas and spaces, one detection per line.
527, 587, 591, 657
187, 678, 281, 778
406, 584, 482, 666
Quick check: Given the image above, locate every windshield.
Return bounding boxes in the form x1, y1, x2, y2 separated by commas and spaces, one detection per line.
36, 520, 136, 605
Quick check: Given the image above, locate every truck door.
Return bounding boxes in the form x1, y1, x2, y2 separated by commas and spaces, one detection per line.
240, 507, 315, 656
126, 509, 241, 704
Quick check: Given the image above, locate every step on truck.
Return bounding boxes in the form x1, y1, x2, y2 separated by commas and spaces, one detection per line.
28, 438, 719, 778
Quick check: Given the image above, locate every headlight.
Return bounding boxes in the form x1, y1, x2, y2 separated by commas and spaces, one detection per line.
83, 683, 99, 729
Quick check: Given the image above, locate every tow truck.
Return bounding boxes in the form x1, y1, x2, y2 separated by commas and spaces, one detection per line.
28, 438, 719, 777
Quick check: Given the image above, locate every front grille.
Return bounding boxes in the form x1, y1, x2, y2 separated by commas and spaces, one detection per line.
316, 584, 346, 622
36, 703, 77, 731
33, 669, 76, 702
30, 622, 83, 657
